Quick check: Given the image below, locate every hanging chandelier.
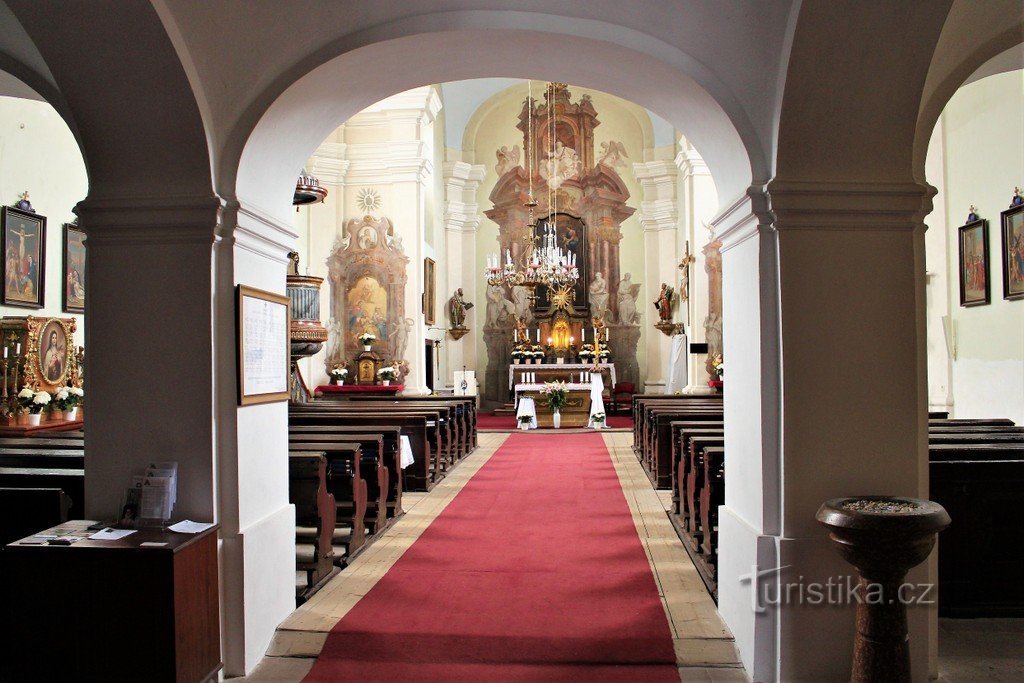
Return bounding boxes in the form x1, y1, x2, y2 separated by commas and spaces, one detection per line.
484, 81, 579, 292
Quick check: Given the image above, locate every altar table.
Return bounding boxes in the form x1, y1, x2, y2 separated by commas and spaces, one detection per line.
508, 362, 616, 391
514, 383, 592, 428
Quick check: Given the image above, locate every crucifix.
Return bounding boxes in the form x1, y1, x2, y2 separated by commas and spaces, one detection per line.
678, 240, 695, 302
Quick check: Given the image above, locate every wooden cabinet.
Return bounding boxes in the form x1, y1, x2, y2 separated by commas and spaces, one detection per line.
2, 524, 221, 681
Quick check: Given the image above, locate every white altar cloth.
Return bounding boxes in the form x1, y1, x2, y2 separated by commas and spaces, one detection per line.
508, 363, 616, 391
588, 373, 606, 428
516, 396, 538, 429
400, 435, 415, 469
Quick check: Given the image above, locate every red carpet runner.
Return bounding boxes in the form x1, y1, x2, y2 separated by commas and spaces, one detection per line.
305, 432, 678, 682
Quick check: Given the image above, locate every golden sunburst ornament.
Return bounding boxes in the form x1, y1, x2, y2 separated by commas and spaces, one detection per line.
550, 285, 575, 312
357, 188, 382, 214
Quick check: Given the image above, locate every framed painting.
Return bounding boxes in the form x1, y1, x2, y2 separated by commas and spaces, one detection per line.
423, 257, 436, 325
1000, 204, 1024, 301
1, 206, 46, 308
63, 223, 86, 313
236, 284, 290, 405
957, 218, 990, 307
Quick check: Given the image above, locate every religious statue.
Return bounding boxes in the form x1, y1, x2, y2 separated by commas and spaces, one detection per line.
654, 282, 674, 323
447, 288, 474, 329
495, 144, 521, 176
514, 315, 529, 344
597, 140, 628, 170
678, 241, 695, 302
704, 312, 723, 377
540, 140, 581, 190
287, 251, 301, 276
389, 317, 413, 364
511, 285, 534, 324
589, 272, 610, 321
485, 283, 515, 328
616, 272, 641, 325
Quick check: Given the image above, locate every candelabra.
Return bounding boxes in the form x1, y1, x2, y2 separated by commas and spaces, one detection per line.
1, 351, 26, 419
484, 201, 579, 294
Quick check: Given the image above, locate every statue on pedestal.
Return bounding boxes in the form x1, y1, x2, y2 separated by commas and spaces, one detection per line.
589, 272, 610, 321
654, 282, 674, 322
447, 288, 473, 329
616, 272, 641, 325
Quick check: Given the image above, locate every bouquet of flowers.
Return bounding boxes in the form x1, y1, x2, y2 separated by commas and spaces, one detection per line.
330, 367, 348, 380
358, 332, 376, 346
712, 354, 724, 378
53, 386, 84, 411
377, 365, 399, 381
531, 345, 545, 360
518, 414, 533, 424
541, 380, 568, 412
591, 412, 606, 426
598, 346, 611, 359
578, 343, 595, 359
511, 346, 525, 361
18, 387, 51, 414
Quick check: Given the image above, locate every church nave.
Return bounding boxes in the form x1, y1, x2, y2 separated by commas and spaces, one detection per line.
248, 431, 740, 682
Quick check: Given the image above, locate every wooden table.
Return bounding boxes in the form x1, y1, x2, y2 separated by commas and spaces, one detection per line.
2, 521, 221, 681
515, 384, 592, 428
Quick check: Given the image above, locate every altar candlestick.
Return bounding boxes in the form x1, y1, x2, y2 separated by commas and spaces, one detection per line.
514, 330, 518, 342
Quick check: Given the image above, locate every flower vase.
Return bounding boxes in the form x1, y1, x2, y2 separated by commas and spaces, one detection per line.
552, 410, 561, 429
519, 421, 530, 431
339, 380, 344, 387
26, 413, 41, 426
62, 408, 78, 421
363, 344, 371, 352
593, 421, 604, 430
382, 379, 391, 386
513, 358, 520, 365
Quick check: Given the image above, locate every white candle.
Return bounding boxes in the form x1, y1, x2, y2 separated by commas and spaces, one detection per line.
536, 329, 540, 342
3, 347, 6, 359
605, 329, 609, 341
514, 330, 518, 342
15, 343, 20, 355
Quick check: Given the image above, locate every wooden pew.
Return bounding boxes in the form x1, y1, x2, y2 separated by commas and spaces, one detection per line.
286, 425, 403, 517
0, 487, 72, 546
292, 404, 448, 477
672, 424, 723, 522
316, 400, 465, 464
288, 442, 367, 557
325, 395, 478, 453
929, 435, 1024, 617
699, 446, 726, 559
0, 468, 84, 520
289, 411, 435, 491
290, 433, 389, 533
288, 452, 338, 602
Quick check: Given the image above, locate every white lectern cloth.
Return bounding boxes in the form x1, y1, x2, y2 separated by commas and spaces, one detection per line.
588, 372, 606, 428
516, 397, 538, 429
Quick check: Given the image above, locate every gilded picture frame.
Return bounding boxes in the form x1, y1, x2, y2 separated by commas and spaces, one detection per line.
63, 223, 86, 314
1000, 204, 1024, 301
957, 218, 990, 307
423, 257, 436, 325
1, 206, 46, 309
237, 284, 291, 406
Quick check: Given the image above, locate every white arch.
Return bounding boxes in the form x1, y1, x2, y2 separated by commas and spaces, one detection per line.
231, 19, 761, 226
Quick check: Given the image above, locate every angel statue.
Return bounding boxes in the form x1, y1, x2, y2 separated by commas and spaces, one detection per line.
654, 282, 674, 323
597, 140, 629, 170
495, 144, 521, 176
485, 283, 515, 328
540, 140, 581, 190
616, 272, 641, 325
447, 288, 474, 329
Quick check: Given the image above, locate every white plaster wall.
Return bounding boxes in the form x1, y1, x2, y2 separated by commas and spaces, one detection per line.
0, 96, 87, 337
935, 70, 1024, 423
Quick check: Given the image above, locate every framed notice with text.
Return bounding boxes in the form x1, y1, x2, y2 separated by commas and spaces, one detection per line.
237, 284, 290, 405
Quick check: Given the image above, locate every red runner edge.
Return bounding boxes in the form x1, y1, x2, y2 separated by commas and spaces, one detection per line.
304, 431, 678, 682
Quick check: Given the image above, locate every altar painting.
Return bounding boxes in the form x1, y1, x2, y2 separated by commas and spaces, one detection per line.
347, 275, 387, 347
535, 213, 587, 312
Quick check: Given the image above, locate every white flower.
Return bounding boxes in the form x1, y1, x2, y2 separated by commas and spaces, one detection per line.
69, 387, 84, 396
55, 388, 70, 401
18, 387, 34, 399
32, 391, 51, 405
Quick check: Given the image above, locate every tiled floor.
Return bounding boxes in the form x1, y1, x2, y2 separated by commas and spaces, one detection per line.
937, 618, 1024, 682
236, 430, 745, 681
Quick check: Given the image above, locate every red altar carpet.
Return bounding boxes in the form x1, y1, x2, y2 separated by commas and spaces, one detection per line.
304, 432, 677, 681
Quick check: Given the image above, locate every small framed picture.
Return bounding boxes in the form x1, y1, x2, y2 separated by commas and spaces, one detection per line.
423, 257, 436, 325
63, 223, 86, 313
1, 206, 46, 308
1000, 204, 1024, 301
236, 284, 291, 405
957, 218, 990, 307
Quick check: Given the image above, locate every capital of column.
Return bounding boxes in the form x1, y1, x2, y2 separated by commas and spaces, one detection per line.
633, 159, 679, 233
674, 148, 710, 180
344, 140, 433, 185
712, 185, 773, 252
443, 161, 486, 233
767, 179, 936, 231
75, 194, 221, 245
307, 141, 350, 185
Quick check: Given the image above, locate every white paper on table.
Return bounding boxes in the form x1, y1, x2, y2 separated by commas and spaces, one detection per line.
88, 528, 137, 541
400, 435, 415, 469
168, 520, 215, 534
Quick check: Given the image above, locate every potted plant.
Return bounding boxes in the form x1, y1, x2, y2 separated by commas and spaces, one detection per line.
377, 365, 398, 386
511, 348, 523, 365
591, 412, 606, 429
19, 387, 51, 426
517, 414, 532, 430
598, 347, 611, 362
532, 346, 544, 364
329, 366, 348, 386
358, 332, 376, 351
541, 380, 568, 429
578, 344, 594, 362
709, 354, 724, 392
53, 386, 83, 420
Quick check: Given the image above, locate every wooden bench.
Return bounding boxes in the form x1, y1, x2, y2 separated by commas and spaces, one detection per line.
288, 442, 367, 558
288, 452, 338, 603
325, 395, 478, 453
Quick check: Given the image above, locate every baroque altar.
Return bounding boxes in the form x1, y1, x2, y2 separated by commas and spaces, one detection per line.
482, 84, 640, 407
